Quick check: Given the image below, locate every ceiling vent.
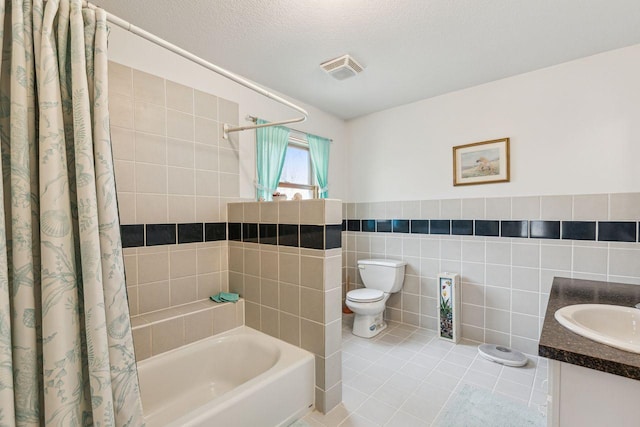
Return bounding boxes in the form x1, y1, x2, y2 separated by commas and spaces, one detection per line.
320, 54, 364, 80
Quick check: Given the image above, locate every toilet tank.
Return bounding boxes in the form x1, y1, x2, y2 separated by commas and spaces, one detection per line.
357, 259, 407, 293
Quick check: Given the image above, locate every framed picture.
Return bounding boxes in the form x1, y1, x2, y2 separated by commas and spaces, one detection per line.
453, 137, 510, 186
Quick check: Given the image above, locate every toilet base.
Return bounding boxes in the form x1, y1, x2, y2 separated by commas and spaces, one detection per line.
352, 312, 387, 338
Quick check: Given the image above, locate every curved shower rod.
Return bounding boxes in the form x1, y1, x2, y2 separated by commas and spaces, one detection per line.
81, 1, 308, 139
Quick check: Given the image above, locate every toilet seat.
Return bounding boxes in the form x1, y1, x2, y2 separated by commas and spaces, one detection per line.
347, 288, 384, 303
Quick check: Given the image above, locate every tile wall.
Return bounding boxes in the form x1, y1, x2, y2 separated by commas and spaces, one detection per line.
342, 193, 640, 355
131, 299, 245, 360
109, 61, 241, 226
108, 61, 243, 359
227, 199, 343, 413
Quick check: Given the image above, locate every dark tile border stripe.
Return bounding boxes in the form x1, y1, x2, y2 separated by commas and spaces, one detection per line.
410, 220, 429, 234
325, 224, 342, 249
228, 222, 242, 241
242, 223, 258, 243
347, 220, 361, 232
205, 222, 227, 242
343, 218, 640, 243
475, 220, 499, 237
598, 221, 637, 242
562, 221, 596, 241
501, 220, 528, 238
146, 224, 176, 246
430, 220, 450, 235
278, 224, 299, 247
178, 223, 204, 244
377, 220, 391, 233
121, 222, 231, 248
361, 219, 376, 232
259, 223, 278, 245
120, 218, 639, 248
392, 220, 409, 233
530, 220, 560, 239
300, 225, 324, 250
452, 220, 473, 236
121, 224, 144, 248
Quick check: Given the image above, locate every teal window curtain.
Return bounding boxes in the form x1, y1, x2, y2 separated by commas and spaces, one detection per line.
256, 119, 290, 200
307, 134, 331, 198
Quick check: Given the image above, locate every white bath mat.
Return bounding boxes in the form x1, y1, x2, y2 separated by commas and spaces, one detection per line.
433, 384, 546, 427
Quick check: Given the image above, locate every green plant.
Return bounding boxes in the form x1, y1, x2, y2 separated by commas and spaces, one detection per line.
440, 294, 452, 318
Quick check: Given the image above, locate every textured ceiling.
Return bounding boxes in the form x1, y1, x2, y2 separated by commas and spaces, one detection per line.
92, 0, 640, 119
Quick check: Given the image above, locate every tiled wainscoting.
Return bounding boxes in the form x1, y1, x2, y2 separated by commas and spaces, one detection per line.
109, 61, 243, 360
123, 240, 234, 360
342, 193, 640, 355
131, 299, 245, 360
227, 199, 343, 413
123, 242, 229, 316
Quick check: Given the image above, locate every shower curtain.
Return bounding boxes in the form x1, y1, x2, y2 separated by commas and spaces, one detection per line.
0, 0, 145, 426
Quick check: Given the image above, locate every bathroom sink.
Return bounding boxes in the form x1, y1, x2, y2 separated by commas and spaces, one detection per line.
554, 304, 640, 354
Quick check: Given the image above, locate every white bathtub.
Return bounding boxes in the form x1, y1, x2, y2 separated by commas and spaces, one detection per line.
137, 326, 315, 427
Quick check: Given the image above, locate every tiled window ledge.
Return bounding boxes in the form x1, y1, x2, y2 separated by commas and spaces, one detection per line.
131, 298, 245, 360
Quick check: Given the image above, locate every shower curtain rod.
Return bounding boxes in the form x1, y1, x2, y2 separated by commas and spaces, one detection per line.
80, 1, 308, 139
247, 115, 333, 142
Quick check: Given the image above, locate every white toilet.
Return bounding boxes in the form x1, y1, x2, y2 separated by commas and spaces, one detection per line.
346, 259, 407, 338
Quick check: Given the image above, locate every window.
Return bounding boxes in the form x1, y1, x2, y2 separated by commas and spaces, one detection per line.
276, 136, 318, 199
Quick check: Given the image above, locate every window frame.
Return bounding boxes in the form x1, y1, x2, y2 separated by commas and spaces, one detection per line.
277, 134, 319, 199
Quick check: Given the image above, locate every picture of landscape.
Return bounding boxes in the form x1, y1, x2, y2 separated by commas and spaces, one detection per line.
460, 148, 500, 178
453, 137, 510, 186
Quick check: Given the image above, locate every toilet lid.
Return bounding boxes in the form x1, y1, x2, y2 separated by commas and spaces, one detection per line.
347, 288, 384, 303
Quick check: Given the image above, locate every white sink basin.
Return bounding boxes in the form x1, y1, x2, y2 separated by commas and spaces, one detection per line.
554, 304, 640, 354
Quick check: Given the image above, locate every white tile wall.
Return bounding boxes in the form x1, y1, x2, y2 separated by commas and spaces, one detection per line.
109, 60, 239, 225
343, 193, 640, 355
110, 61, 241, 359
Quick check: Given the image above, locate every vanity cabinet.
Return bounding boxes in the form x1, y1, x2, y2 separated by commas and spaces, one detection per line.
539, 278, 640, 427
548, 360, 640, 427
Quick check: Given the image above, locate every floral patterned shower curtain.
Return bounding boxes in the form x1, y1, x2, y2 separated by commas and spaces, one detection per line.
0, 0, 145, 425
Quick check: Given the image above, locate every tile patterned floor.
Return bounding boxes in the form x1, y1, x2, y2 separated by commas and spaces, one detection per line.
302, 315, 548, 427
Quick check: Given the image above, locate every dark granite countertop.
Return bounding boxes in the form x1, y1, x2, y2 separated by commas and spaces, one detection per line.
539, 277, 640, 380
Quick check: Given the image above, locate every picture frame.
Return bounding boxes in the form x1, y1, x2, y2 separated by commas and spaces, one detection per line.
452, 137, 510, 186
